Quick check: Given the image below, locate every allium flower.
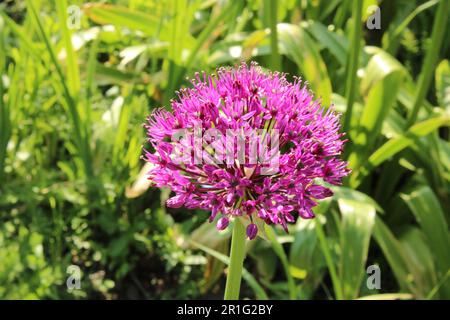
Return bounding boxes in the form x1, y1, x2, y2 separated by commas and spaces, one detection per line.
143, 62, 350, 239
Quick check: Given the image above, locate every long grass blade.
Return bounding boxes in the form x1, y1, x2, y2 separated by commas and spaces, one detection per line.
406, 0, 449, 126
342, 0, 363, 132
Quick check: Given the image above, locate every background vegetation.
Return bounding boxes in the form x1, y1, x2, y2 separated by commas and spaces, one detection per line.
0, 0, 449, 299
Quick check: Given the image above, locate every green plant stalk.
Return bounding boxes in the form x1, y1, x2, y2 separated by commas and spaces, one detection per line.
0, 24, 8, 183
191, 240, 269, 300
185, 2, 235, 71
268, 0, 281, 70
85, 37, 99, 139
315, 219, 343, 300
56, 0, 80, 98
385, 0, 439, 54
265, 225, 296, 299
224, 219, 246, 300
334, 0, 351, 30
0, 12, 44, 64
342, 0, 363, 132
0, 85, 5, 183
26, 0, 93, 178
426, 269, 450, 300
165, 1, 235, 107
406, 0, 449, 127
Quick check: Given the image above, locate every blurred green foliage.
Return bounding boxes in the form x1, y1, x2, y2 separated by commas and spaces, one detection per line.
0, 0, 449, 299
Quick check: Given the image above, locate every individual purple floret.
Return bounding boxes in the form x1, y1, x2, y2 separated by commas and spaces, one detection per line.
246, 224, 258, 240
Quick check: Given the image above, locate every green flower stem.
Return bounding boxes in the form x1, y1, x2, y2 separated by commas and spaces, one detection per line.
224, 219, 247, 300
342, 0, 363, 133
315, 219, 343, 300
268, 0, 281, 70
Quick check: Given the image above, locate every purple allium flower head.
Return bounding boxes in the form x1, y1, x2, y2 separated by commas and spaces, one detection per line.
143, 62, 350, 239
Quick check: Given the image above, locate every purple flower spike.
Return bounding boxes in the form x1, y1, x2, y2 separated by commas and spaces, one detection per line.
246, 223, 258, 240
143, 62, 350, 239
216, 217, 229, 231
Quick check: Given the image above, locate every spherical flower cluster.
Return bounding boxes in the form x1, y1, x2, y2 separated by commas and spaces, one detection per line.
143, 62, 350, 239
